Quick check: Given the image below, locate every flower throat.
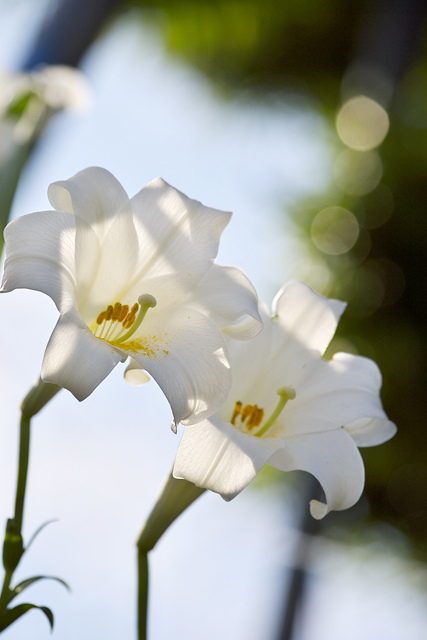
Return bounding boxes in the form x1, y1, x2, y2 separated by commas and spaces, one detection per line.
230, 386, 296, 438
93, 294, 157, 344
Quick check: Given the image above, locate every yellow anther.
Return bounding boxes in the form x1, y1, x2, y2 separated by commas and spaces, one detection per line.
246, 405, 265, 429
230, 401, 242, 426
96, 311, 106, 325
252, 407, 264, 427
113, 294, 157, 344
124, 312, 136, 329
246, 405, 259, 429
119, 304, 129, 322
241, 404, 253, 424
93, 295, 156, 344
122, 303, 139, 328
112, 302, 122, 321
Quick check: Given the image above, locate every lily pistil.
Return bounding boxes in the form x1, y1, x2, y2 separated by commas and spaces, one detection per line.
230, 386, 296, 438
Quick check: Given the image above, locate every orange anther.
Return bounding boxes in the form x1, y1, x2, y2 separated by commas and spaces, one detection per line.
231, 401, 242, 426
112, 302, 122, 321
241, 404, 253, 424
253, 408, 264, 427
119, 304, 129, 322
96, 311, 106, 325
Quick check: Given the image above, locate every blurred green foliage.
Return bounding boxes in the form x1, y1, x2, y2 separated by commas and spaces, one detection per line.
129, 0, 427, 558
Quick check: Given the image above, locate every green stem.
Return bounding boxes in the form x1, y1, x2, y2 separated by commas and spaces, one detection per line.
0, 101, 53, 260
0, 379, 61, 607
136, 473, 205, 639
137, 552, 149, 640
12, 378, 61, 531
13, 378, 61, 532
0, 142, 32, 259
0, 572, 12, 614
12, 416, 30, 534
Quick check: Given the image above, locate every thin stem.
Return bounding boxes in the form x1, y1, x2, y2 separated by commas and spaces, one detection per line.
14, 379, 60, 533
137, 551, 149, 640
0, 572, 12, 613
136, 473, 205, 640
0, 379, 61, 606
12, 416, 30, 534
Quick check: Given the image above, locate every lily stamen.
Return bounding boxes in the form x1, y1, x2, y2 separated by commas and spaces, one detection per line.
254, 386, 295, 438
230, 401, 242, 425
113, 294, 157, 344
241, 404, 253, 424
93, 297, 156, 344
94, 310, 106, 337
103, 302, 122, 340
247, 406, 264, 429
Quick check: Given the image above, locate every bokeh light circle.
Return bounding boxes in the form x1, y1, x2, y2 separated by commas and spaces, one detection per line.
311, 206, 359, 255
334, 149, 383, 196
336, 96, 389, 150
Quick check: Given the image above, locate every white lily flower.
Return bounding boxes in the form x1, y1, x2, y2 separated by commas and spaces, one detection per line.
0, 66, 91, 116
1, 167, 262, 426
174, 280, 397, 518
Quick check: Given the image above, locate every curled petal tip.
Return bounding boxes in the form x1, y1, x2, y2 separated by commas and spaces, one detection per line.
309, 499, 328, 520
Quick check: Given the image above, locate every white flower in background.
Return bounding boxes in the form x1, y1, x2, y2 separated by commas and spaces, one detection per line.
174, 280, 397, 518
0, 66, 91, 152
1, 167, 262, 427
0, 65, 91, 115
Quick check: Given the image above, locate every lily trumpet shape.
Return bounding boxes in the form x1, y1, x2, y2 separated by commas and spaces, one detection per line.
1, 167, 262, 426
174, 280, 397, 518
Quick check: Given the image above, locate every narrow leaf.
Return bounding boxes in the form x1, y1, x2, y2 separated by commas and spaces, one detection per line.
25, 519, 58, 552
7, 575, 70, 605
0, 602, 54, 632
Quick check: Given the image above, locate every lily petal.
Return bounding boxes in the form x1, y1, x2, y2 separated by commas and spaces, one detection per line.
1, 211, 99, 312
125, 178, 232, 300
174, 414, 275, 500
48, 167, 129, 243
118, 306, 232, 426
282, 352, 389, 437
344, 417, 397, 447
41, 310, 123, 401
78, 203, 139, 323
273, 280, 346, 356
269, 428, 365, 518
186, 264, 263, 340
124, 359, 151, 386
216, 302, 276, 422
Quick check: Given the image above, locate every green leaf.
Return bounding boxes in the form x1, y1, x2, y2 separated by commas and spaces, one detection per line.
0, 602, 54, 632
5, 92, 34, 117
7, 575, 70, 606
25, 519, 58, 552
